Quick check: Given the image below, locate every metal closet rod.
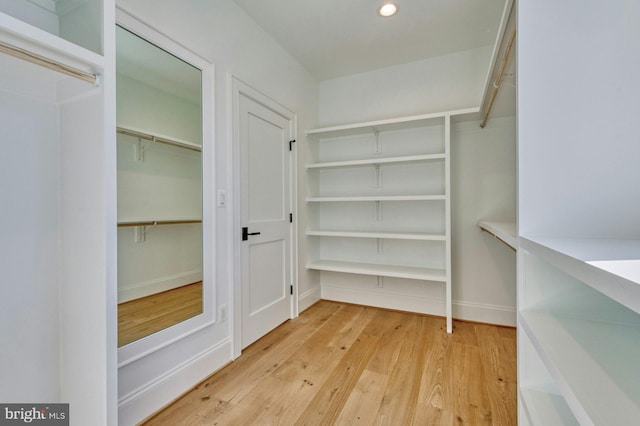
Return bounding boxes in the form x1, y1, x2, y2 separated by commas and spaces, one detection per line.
118, 219, 202, 227
116, 127, 202, 152
0, 40, 97, 85
480, 27, 516, 128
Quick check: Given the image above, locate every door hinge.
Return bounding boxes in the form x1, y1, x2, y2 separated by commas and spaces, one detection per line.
290, 213, 293, 223
289, 139, 296, 151
290, 285, 293, 295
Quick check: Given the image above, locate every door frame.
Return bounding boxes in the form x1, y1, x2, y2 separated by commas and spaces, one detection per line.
230, 76, 298, 358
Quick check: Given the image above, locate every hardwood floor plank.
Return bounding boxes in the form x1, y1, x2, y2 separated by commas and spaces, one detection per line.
293, 332, 379, 425
412, 320, 452, 425
192, 303, 369, 424
142, 301, 517, 426
475, 324, 518, 426
334, 370, 388, 426
362, 309, 412, 374
144, 301, 341, 424
334, 310, 412, 425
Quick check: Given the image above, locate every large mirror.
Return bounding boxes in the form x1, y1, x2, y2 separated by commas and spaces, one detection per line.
116, 25, 203, 347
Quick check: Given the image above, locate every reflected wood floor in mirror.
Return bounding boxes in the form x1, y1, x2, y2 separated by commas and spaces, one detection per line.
142, 300, 517, 425
118, 282, 203, 347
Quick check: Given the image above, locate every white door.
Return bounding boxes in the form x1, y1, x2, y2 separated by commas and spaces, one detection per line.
239, 92, 293, 348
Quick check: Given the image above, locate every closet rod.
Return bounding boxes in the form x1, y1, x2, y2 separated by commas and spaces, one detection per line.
117, 127, 202, 152
480, 27, 516, 128
118, 219, 202, 227
0, 40, 97, 85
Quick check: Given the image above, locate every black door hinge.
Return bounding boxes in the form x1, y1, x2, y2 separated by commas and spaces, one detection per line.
290, 213, 293, 223
289, 139, 296, 151
290, 285, 293, 295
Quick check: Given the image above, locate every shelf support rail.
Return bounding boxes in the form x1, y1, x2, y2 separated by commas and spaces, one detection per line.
0, 40, 98, 85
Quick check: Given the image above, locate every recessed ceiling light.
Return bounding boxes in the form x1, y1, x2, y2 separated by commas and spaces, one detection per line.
378, 3, 398, 17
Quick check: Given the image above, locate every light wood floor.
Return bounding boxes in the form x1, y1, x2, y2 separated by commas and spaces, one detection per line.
118, 282, 203, 347
142, 300, 516, 425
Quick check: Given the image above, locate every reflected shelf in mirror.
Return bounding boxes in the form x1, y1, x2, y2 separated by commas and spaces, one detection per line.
116, 126, 201, 152
117, 219, 202, 227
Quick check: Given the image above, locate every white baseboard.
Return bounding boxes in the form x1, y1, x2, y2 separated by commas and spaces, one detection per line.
322, 284, 446, 316
118, 270, 202, 303
452, 300, 516, 327
298, 286, 321, 313
321, 284, 516, 327
118, 338, 232, 426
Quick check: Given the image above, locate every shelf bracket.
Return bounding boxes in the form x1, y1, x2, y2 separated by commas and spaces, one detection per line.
376, 238, 383, 254
373, 130, 381, 154
375, 201, 383, 221
134, 138, 146, 162
374, 164, 382, 188
377, 276, 384, 288
134, 225, 146, 243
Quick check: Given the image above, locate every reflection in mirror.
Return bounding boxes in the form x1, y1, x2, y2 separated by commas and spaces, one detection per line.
116, 25, 203, 347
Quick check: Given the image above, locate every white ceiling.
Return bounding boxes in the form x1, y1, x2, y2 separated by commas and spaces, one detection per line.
232, 0, 508, 80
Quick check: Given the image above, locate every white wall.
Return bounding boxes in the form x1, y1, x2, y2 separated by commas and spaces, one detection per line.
451, 116, 516, 324
114, 1, 319, 424
319, 46, 492, 126
0, 65, 61, 402
317, 46, 517, 325
116, 73, 201, 143
518, 0, 640, 239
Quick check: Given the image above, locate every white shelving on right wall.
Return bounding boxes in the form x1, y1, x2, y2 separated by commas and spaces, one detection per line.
517, 0, 640, 424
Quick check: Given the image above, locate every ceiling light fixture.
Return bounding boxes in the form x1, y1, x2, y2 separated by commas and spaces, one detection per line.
378, 3, 398, 17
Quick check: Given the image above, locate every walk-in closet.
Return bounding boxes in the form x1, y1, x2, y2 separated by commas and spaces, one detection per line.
1, 0, 638, 424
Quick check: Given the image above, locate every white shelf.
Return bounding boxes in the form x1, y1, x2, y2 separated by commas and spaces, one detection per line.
521, 237, 640, 314
305, 153, 445, 169
307, 259, 446, 282
519, 388, 578, 426
306, 107, 478, 137
519, 310, 640, 425
307, 195, 446, 202
306, 230, 445, 241
477, 220, 517, 250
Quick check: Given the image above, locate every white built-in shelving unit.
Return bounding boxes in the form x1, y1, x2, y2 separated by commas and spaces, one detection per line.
305, 109, 476, 333
518, 238, 640, 425
0, 0, 116, 423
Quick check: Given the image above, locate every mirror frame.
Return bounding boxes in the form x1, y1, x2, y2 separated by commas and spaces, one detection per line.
116, 7, 216, 366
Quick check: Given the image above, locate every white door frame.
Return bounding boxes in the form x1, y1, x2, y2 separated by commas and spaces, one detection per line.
230, 76, 298, 358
